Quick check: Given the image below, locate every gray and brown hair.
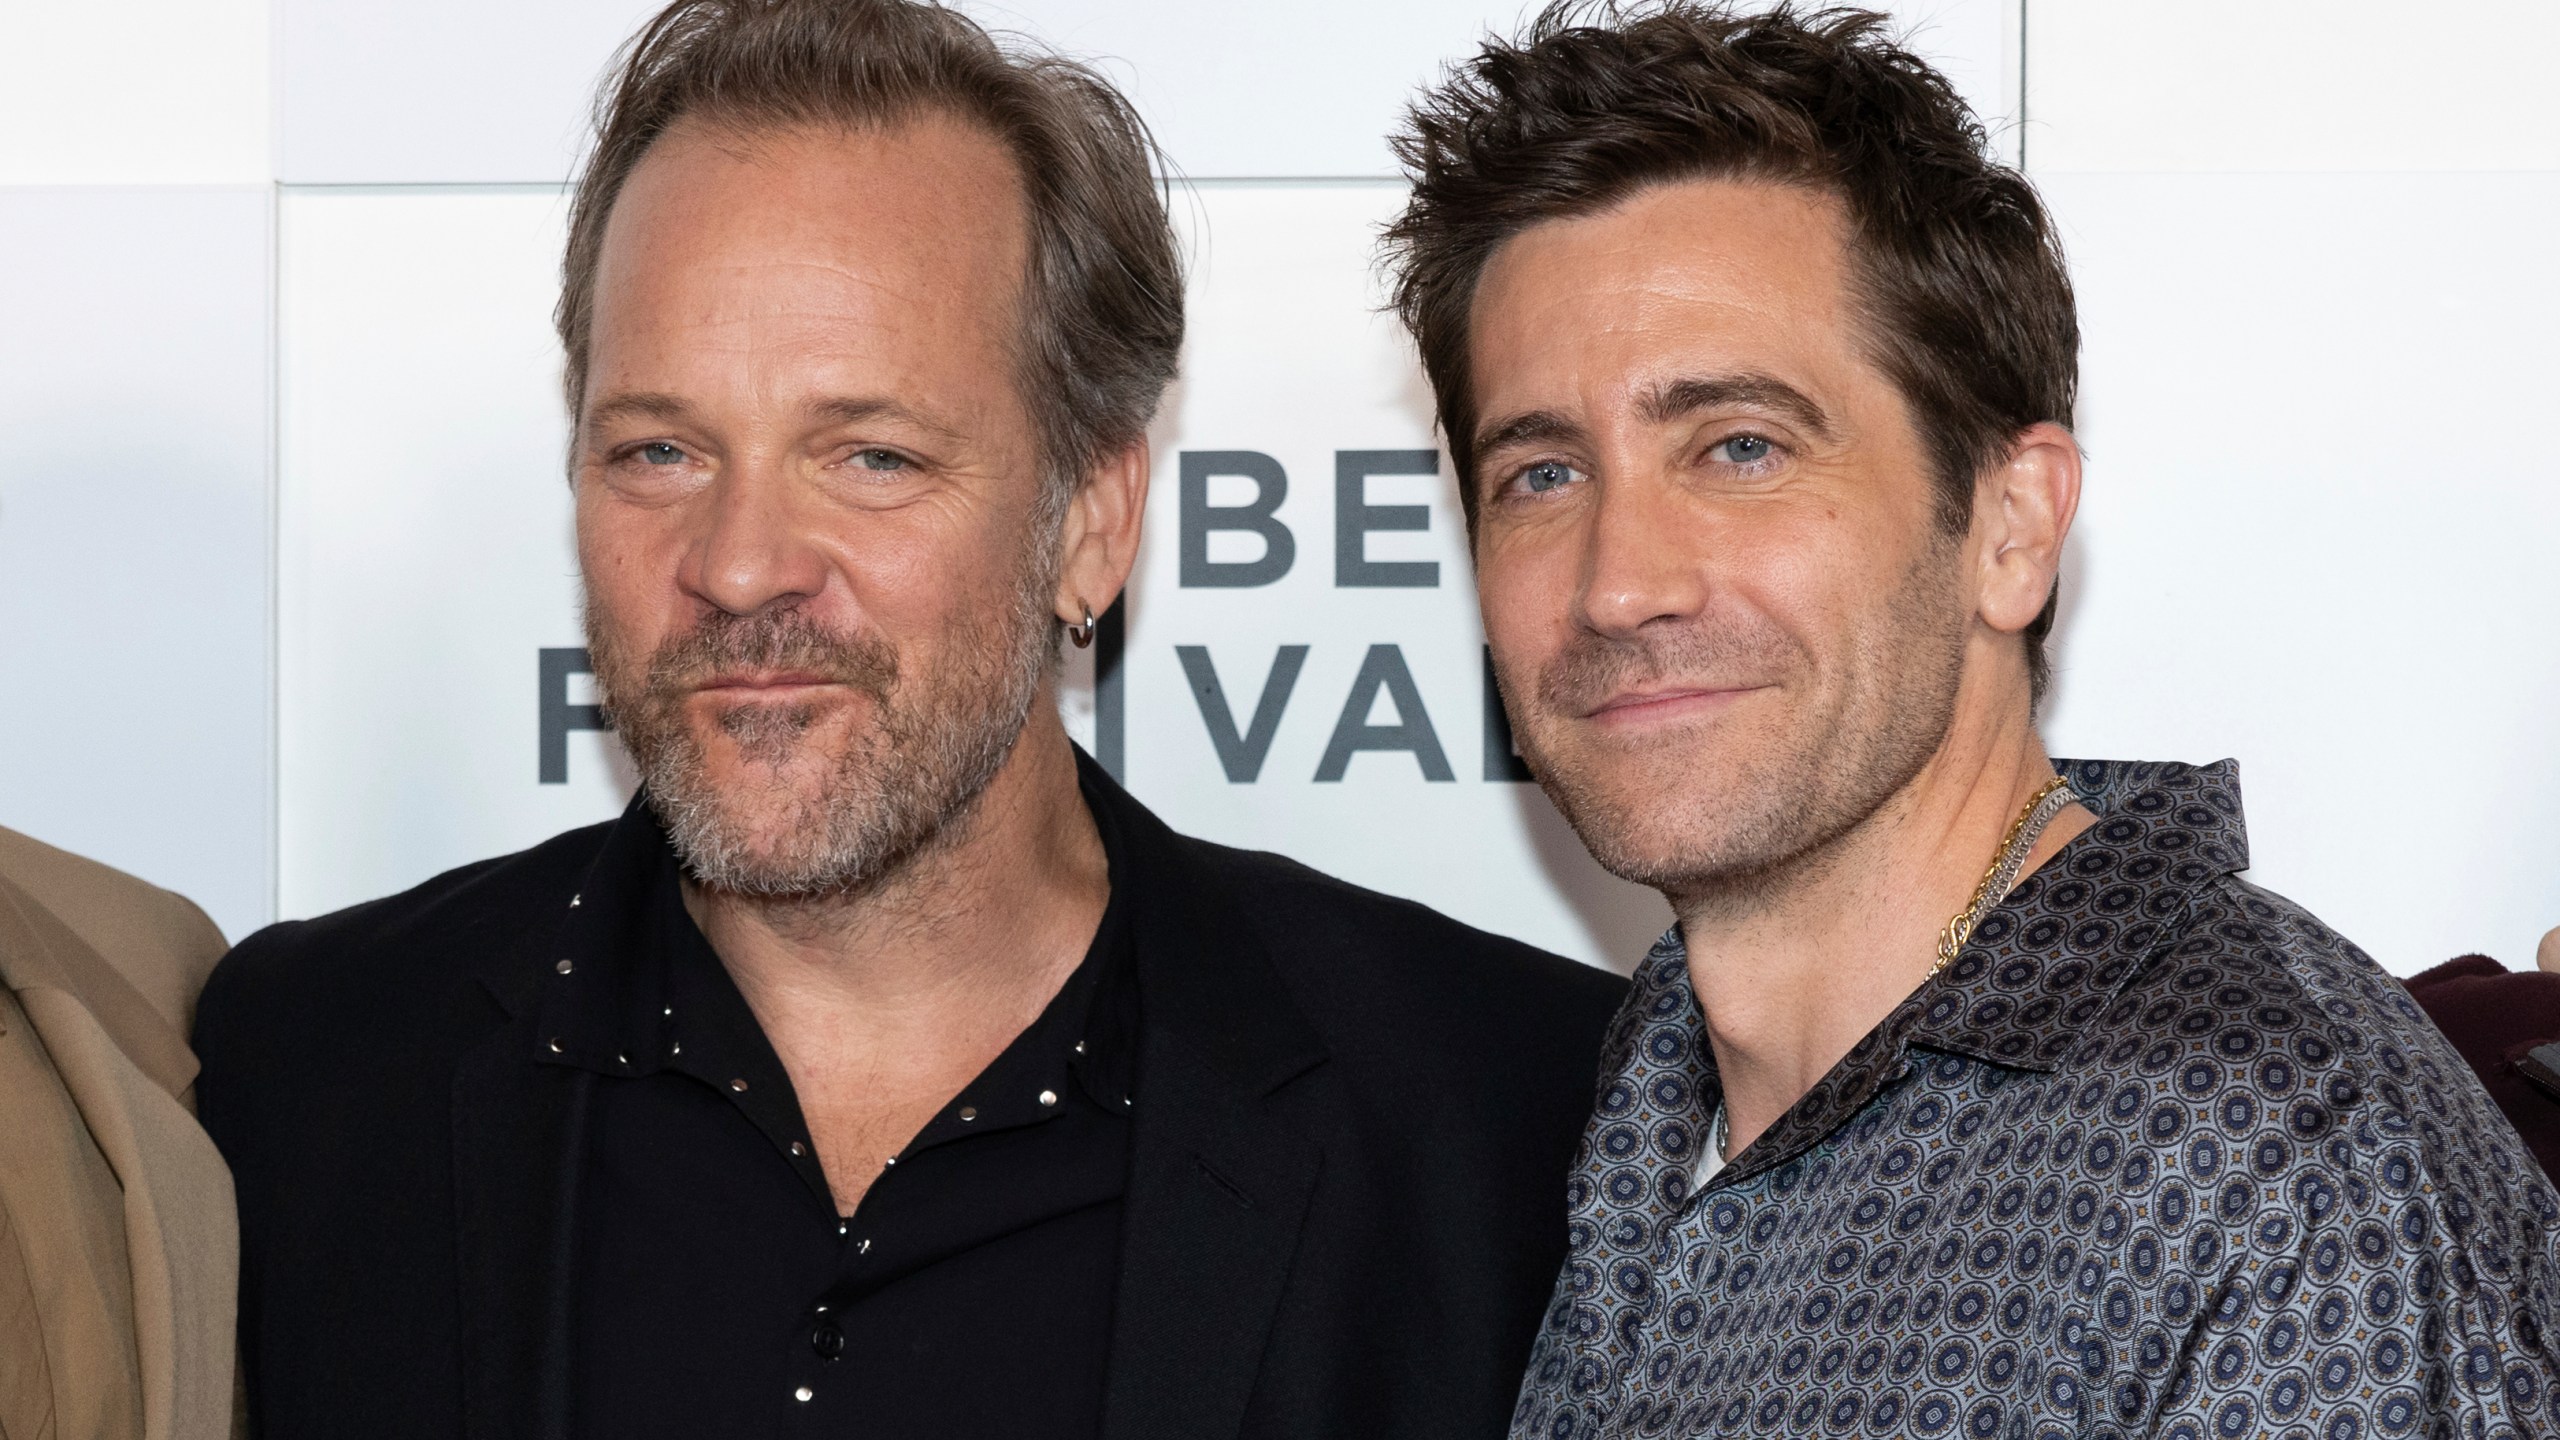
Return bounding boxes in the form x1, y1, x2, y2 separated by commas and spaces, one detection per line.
557, 0, 1184, 490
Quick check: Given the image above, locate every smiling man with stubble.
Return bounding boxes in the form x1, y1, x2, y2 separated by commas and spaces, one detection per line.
1385, 4, 2560, 1436
190, 3, 1625, 1438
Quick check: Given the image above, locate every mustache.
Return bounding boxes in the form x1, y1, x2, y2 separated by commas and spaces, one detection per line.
1534, 620, 1798, 717
633, 607, 899, 704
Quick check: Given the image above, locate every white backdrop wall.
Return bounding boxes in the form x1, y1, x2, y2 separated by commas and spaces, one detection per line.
3, 0, 2554, 977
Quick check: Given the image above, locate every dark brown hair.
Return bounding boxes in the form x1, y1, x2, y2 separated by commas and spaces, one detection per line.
557, 0, 1183, 490
1384, 1, 2076, 699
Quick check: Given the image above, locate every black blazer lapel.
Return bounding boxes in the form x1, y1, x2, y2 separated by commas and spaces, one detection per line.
1104, 1034, 1324, 1440
446, 795, 668, 1440
1085, 754, 1330, 1440
451, 997, 593, 1440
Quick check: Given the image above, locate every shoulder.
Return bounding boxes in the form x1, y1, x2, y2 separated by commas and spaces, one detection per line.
2102, 874, 2430, 1064
0, 824, 228, 1031
2107, 875, 2474, 1116
197, 820, 616, 1057
2106, 875, 2560, 1239
2173, 876, 2452, 1087
1173, 830, 1629, 1043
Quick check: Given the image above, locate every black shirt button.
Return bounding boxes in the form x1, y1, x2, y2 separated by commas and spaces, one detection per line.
811, 1321, 846, 1359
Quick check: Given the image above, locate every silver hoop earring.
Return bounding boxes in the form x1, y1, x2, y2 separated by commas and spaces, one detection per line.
1067, 604, 1096, 649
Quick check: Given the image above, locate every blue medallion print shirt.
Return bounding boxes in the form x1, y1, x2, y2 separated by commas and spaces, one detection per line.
1512, 760, 2560, 1439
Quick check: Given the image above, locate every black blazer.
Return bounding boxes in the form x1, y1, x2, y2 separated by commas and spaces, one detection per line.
196, 757, 1629, 1440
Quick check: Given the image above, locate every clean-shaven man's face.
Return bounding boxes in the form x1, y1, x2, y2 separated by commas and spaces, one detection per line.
575, 115, 1062, 898
1466, 178, 1979, 901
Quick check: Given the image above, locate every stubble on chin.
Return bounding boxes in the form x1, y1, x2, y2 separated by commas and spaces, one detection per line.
586, 588, 1050, 902
1506, 551, 1970, 910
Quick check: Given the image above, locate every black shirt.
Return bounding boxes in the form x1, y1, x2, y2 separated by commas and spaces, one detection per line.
197, 747, 1631, 1440
539, 798, 1139, 1440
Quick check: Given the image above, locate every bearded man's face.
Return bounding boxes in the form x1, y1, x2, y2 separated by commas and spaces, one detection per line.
573, 115, 1064, 898
1465, 179, 1984, 905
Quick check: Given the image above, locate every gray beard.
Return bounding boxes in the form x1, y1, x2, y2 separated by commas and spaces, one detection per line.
587, 548, 1060, 903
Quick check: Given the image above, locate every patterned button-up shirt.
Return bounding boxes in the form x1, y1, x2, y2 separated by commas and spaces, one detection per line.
1513, 759, 2560, 1439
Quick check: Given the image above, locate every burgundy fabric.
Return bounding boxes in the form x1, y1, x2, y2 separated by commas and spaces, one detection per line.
2404, 954, 2560, 1185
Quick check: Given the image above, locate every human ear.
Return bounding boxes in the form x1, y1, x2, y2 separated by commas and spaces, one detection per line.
1975, 422, 2081, 636
1053, 436, 1150, 628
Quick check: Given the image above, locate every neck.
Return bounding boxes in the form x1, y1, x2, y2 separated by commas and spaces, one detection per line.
1677, 674, 2091, 1159
681, 693, 1108, 1165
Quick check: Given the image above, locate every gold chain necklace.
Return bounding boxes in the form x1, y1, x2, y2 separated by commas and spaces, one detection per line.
1930, 775, 2077, 978
1711, 774, 2077, 1166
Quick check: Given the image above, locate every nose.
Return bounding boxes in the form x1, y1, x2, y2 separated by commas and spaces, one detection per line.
680, 458, 830, 617
1577, 467, 1709, 640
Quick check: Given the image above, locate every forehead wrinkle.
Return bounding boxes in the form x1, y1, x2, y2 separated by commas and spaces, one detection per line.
663, 259, 980, 347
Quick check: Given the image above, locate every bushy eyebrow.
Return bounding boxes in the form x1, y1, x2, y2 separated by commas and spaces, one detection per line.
804, 396, 967, 443
1638, 374, 1836, 440
1472, 371, 1839, 462
583, 390, 696, 430
1472, 409, 1584, 459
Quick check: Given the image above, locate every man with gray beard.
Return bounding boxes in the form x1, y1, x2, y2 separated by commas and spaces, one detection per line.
190, 3, 1623, 1438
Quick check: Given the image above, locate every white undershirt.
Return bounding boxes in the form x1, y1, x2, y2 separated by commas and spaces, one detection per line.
1694, 1104, 1730, 1188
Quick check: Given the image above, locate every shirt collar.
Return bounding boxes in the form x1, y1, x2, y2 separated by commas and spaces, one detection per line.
1631, 757, 2251, 1191
1904, 757, 2249, 1073
532, 796, 674, 1076
532, 785, 1141, 1116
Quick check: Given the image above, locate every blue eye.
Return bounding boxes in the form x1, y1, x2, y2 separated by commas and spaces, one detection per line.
855, 448, 908, 472
1519, 460, 1578, 494
1713, 434, 1774, 464
639, 441, 685, 466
